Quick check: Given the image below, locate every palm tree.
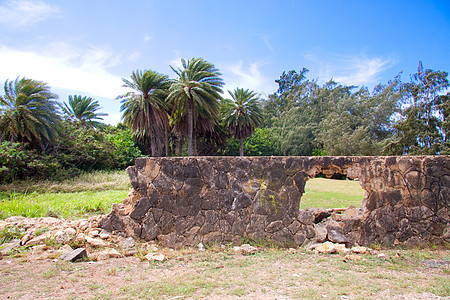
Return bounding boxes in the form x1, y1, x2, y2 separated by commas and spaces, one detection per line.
0, 77, 60, 149
221, 88, 263, 156
167, 58, 224, 156
117, 70, 171, 157
60, 95, 107, 127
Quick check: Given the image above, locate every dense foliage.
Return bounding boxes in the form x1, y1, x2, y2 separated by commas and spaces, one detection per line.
1, 59, 449, 182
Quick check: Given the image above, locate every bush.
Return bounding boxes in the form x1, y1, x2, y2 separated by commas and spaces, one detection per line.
0, 122, 142, 183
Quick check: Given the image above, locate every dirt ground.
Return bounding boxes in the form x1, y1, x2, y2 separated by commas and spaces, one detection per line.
1, 246, 449, 300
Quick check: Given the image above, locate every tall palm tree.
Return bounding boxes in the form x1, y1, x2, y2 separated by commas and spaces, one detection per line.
117, 69, 171, 157
221, 88, 263, 156
60, 95, 107, 127
167, 58, 224, 156
0, 77, 60, 149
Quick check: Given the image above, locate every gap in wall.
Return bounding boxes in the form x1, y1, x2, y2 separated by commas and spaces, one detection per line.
300, 172, 365, 210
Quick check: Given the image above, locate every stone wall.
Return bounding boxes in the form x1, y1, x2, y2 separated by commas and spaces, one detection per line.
99, 156, 450, 248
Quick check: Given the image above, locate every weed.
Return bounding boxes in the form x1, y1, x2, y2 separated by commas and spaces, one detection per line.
0, 225, 23, 244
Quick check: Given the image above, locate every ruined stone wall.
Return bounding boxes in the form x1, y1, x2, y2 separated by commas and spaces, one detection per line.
99, 156, 450, 248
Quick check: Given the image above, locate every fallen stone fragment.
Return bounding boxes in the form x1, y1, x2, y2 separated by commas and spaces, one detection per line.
233, 244, 259, 255
314, 241, 336, 254
60, 248, 87, 262
96, 248, 123, 261
85, 236, 110, 247
351, 246, 368, 254
20, 234, 33, 245
54, 228, 77, 244
57, 244, 73, 256
197, 243, 205, 251
343, 254, 361, 261
377, 253, 386, 260
118, 237, 135, 249
145, 253, 165, 261
25, 232, 51, 246
305, 241, 321, 251
0, 239, 21, 255
99, 230, 111, 239
74, 232, 85, 242
88, 229, 100, 237
335, 244, 350, 254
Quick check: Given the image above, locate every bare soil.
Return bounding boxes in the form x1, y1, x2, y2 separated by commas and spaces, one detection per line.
1, 246, 449, 300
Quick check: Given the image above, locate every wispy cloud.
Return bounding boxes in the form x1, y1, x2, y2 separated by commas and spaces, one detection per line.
260, 35, 274, 52
0, 0, 60, 28
304, 51, 395, 87
220, 60, 277, 98
0, 44, 126, 99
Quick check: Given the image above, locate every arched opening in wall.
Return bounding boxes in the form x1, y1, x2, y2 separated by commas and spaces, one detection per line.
300, 172, 365, 210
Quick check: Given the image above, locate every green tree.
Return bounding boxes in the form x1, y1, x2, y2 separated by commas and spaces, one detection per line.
117, 70, 171, 157
385, 62, 449, 155
167, 58, 224, 156
0, 77, 60, 149
60, 95, 107, 127
221, 88, 263, 156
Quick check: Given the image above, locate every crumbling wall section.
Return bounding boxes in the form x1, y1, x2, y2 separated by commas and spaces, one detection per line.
99, 156, 450, 247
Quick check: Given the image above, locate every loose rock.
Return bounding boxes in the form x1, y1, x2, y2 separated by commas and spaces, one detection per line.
145, 253, 165, 261
60, 248, 87, 262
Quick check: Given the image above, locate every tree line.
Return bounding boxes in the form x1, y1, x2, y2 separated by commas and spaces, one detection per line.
0, 58, 449, 182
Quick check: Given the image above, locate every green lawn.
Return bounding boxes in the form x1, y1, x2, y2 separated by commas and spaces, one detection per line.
300, 177, 365, 209
0, 170, 130, 219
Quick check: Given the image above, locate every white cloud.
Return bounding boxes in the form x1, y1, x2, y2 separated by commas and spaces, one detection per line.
168, 50, 183, 70
0, 44, 126, 99
143, 34, 152, 43
0, 0, 60, 28
304, 51, 395, 87
220, 60, 277, 99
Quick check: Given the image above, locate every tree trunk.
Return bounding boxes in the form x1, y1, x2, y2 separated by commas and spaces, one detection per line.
239, 138, 244, 156
187, 98, 194, 156
164, 128, 169, 157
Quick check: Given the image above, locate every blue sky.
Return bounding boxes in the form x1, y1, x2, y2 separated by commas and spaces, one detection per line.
0, 0, 449, 125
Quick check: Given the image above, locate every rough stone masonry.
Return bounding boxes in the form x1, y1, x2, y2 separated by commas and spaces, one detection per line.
99, 156, 450, 248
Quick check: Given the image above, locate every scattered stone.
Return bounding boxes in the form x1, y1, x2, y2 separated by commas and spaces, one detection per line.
88, 229, 100, 237
145, 253, 165, 261
118, 237, 135, 249
78, 220, 89, 231
57, 244, 73, 256
25, 232, 51, 246
74, 233, 86, 245
305, 241, 321, 251
96, 248, 122, 260
343, 254, 361, 261
20, 233, 33, 245
233, 244, 259, 255
335, 244, 350, 254
85, 236, 110, 248
0, 239, 21, 255
197, 243, 205, 252
60, 248, 87, 262
314, 241, 336, 254
351, 246, 368, 254
54, 228, 76, 244
99, 230, 111, 239
377, 253, 386, 260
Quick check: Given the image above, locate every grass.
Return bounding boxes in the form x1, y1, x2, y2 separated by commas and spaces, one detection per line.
0, 170, 130, 220
300, 177, 366, 209
0, 170, 130, 194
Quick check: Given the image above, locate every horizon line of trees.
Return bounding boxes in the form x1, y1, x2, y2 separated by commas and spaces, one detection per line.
1, 58, 449, 182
